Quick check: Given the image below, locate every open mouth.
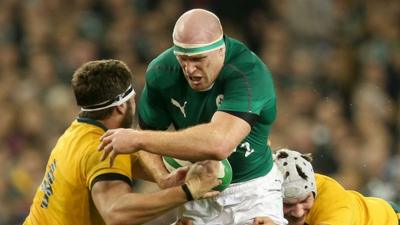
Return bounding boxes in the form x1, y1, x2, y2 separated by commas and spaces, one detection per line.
189, 76, 201, 81
189, 76, 202, 82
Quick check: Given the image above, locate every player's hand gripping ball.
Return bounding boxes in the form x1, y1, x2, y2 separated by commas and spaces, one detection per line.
162, 156, 232, 191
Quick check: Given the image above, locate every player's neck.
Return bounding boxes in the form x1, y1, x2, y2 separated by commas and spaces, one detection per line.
101, 116, 122, 129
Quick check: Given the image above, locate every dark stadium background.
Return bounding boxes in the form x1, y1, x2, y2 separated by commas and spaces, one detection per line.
0, 0, 399, 224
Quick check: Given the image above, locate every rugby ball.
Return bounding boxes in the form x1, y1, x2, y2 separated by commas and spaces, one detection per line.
162, 156, 232, 191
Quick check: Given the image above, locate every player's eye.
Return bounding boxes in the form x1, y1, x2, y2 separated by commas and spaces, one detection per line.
284, 203, 294, 207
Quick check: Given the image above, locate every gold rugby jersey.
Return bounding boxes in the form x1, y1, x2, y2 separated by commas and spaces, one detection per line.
306, 174, 398, 225
24, 117, 132, 225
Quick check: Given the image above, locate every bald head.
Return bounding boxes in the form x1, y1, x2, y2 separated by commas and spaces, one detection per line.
173, 9, 223, 44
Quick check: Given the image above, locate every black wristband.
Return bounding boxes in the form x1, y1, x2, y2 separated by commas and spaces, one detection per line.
181, 183, 194, 201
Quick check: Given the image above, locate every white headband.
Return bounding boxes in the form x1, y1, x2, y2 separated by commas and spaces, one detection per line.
173, 35, 225, 56
80, 85, 135, 112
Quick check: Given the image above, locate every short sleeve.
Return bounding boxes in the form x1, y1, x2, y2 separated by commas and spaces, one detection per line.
84, 142, 132, 190
218, 64, 276, 116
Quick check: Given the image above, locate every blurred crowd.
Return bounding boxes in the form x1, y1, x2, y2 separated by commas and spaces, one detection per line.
0, 0, 399, 224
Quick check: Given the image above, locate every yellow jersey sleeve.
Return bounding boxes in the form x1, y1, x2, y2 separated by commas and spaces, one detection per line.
83, 141, 132, 190
23, 120, 135, 225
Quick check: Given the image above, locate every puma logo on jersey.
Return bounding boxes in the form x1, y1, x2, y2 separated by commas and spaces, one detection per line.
171, 98, 187, 118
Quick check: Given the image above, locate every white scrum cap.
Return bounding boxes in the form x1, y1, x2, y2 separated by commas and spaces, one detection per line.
274, 148, 317, 201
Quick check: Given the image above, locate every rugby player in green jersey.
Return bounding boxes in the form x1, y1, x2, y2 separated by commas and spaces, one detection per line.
99, 9, 286, 225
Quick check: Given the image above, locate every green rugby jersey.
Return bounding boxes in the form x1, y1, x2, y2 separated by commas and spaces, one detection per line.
138, 35, 276, 183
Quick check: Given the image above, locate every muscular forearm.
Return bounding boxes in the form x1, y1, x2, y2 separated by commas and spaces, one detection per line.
99, 112, 250, 162
93, 161, 220, 225
130, 154, 155, 182
137, 151, 169, 186
105, 186, 187, 225
137, 112, 251, 161
139, 122, 231, 161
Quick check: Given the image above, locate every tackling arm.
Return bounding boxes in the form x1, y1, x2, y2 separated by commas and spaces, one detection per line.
137, 151, 167, 183
130, 153, 157, 182
92, 161, 221, 225
92, 180, 188, 225
133, 124, 185, 189
136, 151, 190, 189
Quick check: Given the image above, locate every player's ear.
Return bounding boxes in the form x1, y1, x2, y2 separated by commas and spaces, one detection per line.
301, 153, 313, 162
114, 103, 126, 115
218, 47, 225, 57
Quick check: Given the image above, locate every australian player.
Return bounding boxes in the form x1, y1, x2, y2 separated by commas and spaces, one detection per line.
274, 148, 400, 225
23, 59, 221, 225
